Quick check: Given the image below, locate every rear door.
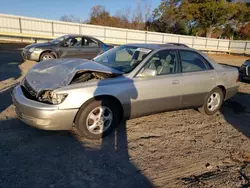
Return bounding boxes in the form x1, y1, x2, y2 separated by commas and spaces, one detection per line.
79, 37, 103, 59
131, 49, 183, 118
179, 50, 217, 108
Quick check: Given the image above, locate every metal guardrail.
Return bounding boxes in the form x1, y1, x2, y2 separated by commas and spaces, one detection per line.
0, 31, 54, 42
0, 13, 249, 54
0, 31, 124, 46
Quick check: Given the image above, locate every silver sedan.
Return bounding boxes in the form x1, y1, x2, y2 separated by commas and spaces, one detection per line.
12, 44, 239, 139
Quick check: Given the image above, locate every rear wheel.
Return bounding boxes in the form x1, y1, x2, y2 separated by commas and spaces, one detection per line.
198, 87, 224, 115
75, 99, 119, 139
40, 52, 55, 61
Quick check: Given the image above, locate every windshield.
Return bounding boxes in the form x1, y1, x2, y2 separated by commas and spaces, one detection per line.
50, 35, 69, 44
93, 45, 152, 73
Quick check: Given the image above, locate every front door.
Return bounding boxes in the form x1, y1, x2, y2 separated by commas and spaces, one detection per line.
130, 50, 183, 118
58, 36, 84, 58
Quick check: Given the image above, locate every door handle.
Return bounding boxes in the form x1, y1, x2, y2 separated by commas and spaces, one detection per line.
172, 80, 180, 84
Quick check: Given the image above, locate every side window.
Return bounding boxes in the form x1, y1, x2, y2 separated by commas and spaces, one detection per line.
180, 50, 210, 73
144, 50, 179, 75
82, 38, 99, 47
65, 37, 82, 47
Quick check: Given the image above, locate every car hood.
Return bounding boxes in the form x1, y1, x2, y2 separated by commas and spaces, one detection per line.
25, 58, 123, 95
24, 42, 53, 49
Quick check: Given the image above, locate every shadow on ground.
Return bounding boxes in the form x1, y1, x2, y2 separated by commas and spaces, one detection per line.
0, 43, 26, 82
221, 92, 250, 139
0, 86, 15, 114
0, 118, 153, 188
0, 43, 27, 114
0, 65, 153, 188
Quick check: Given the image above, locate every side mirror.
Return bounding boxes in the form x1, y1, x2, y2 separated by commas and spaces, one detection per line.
138, 68, 157, 77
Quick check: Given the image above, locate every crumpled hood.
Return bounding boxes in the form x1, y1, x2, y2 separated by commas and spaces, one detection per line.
25, 58, 122, 94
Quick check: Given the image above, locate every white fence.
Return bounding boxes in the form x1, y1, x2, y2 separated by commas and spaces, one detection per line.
0, 13, 250, 54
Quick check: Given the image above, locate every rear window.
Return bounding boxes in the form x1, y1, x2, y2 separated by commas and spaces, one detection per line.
179, 50, 212, 73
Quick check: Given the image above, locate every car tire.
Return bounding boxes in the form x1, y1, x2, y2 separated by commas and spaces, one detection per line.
40, 52, 55, 61
198, 87, 224, 115
75, 99, 120, 139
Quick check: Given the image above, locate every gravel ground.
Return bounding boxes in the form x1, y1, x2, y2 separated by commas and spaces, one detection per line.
0, 43, 250, 188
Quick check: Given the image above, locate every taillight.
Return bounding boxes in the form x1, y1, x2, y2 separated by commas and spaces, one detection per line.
236, 75, 239, 82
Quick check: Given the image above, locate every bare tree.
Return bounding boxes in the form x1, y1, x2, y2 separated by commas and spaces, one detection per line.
143, 0, 152, 30
60, 15, 82, 23
85, 1, 152, 30
115, 7, 132, 28
131, 0, 152, 30
90, 5, 106, 18
88, 5, 112, 26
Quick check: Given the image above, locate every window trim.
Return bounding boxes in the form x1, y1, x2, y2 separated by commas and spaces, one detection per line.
135, 49, 181, 77
178, 49, 214, 74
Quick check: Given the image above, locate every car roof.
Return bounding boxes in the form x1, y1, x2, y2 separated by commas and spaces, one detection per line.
63, 34, 101, 40
64, 34, 91, 37
166, 43, 190, 47
124, 43, 191, 50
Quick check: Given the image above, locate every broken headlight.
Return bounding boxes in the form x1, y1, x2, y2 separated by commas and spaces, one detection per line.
39, 90, 68, 105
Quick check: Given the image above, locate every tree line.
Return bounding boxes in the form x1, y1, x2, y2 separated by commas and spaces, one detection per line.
60, 0, 250, 40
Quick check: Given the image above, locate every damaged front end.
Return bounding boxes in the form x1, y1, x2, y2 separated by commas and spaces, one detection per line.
38, 90, 68, 105
21, 70, 120, 105
21, 79, 68, 105
69, 70, 118, 84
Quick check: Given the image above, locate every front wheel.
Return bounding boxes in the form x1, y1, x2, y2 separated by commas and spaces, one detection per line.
75, 99, 119, 139
198, 87, 224, 115
40, 52, 55, 61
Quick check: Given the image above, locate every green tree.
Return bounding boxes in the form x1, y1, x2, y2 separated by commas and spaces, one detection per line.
150, 0, 250, 37
222, 24, 235, 39
171, 20, 188, 35
228, 2, 250, 38
150, 0, 186, 34
184, 0, 250, 38
188, 0, 229, 38
239, 23, 250, 40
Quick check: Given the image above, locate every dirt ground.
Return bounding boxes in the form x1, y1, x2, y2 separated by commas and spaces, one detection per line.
1, 43, 250, 188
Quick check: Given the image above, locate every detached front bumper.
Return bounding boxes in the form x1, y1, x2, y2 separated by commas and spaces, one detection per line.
12, 85, 78, 130
21, 50, 41, 61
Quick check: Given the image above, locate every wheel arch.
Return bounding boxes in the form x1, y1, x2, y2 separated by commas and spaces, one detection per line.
39, 50, 58, 61
73, 95, 124, 123
216, 85, 226, 100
